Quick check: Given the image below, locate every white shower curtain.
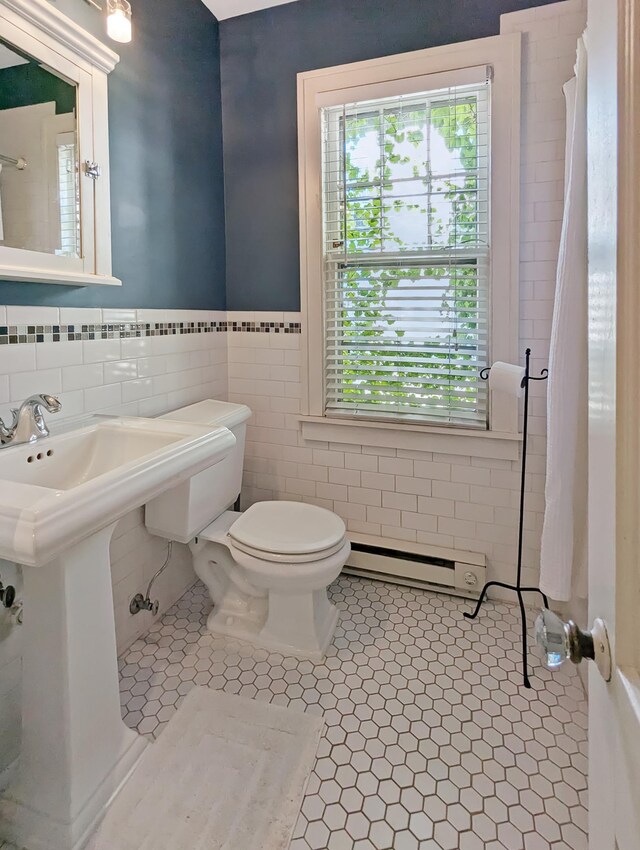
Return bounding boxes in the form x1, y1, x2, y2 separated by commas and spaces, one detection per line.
539, 35, 588, 602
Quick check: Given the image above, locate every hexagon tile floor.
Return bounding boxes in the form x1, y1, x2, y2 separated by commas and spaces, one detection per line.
114, 574, 588, 850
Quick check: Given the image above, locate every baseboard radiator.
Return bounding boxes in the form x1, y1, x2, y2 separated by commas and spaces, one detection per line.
344, 532, 486, 599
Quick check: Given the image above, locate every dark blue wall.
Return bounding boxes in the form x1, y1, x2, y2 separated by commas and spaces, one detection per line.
220, 0, 558, 312
0, 0, 226, 310
0, 61, 76, 114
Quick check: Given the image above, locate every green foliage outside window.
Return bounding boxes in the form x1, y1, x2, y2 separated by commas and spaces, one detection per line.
328, 92, 488, 422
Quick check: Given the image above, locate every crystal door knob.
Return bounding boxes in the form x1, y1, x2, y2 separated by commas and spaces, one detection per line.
534, 608, 612, 681
534, 609, 569, 670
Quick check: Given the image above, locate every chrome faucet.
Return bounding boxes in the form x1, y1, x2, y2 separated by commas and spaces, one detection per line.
0, 394, 62, 447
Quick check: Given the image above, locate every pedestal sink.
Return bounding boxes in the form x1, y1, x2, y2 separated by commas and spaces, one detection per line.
0, 416, 236, 850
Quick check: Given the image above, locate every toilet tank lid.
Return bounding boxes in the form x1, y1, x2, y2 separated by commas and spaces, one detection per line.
160, 399, 251, 429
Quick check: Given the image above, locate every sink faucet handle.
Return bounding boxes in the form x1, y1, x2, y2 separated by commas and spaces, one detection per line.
0, 409, 18, 438
22, 393, 62, 415
13, 394, 62, 443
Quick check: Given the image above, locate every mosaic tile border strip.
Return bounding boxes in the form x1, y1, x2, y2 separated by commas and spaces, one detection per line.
0, 320, 302, 345
229, 320, 302, 334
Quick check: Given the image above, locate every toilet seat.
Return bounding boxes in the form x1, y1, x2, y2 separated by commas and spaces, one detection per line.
229, 535, 347, 563
227, 500, 347, 563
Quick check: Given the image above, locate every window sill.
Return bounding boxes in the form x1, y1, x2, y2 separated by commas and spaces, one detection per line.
299, 416, 521, 461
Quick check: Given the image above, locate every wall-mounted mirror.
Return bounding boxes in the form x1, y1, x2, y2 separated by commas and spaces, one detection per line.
0, 0, 120, 287
0, 37, 81, 258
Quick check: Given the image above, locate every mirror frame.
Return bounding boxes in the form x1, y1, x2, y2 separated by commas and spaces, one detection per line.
0, 0, 120, 286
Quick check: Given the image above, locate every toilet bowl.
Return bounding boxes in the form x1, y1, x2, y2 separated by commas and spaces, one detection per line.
145, 400, 350, 659
192, 502, 349, 657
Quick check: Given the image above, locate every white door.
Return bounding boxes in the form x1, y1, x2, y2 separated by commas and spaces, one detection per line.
586, 0, 640, 847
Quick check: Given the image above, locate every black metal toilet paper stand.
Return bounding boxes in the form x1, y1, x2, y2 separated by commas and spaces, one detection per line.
464, 348, 549, 688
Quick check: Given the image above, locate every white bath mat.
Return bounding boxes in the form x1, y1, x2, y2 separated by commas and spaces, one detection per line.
87, 688, 323, 850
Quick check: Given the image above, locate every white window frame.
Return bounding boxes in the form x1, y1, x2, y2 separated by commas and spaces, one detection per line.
298, 33, 522, 459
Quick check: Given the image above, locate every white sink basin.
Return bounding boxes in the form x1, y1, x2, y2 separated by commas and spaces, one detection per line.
0, 415, 236, 566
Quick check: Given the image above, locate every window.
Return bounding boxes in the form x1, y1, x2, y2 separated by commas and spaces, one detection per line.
322, 79, 489, 427
299, 36, 521, 439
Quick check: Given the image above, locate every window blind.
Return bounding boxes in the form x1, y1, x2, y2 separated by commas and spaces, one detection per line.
55, 134, 80, 258
320, 76, 491, 427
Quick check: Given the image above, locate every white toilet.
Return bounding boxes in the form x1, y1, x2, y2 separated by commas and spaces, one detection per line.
145, 400, 350, 659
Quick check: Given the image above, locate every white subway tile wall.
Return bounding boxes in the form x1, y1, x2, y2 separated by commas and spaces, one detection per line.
0, 308, 228, 423
0, 307, 228, 771
226, 0, 587, 596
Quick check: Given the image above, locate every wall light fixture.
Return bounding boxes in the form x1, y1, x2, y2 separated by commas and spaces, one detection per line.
106, 0, 132, 43
80, 0, 133, 44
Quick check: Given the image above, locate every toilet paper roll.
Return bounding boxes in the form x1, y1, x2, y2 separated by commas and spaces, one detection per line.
488, 361, 526, 397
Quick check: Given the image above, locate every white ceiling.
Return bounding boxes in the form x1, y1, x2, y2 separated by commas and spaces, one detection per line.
200, 0, 299, 21
0, 43, 28, 70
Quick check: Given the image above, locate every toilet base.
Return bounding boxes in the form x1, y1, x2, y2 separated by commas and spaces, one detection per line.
259, 587, 340, 660
207, 594, 340, 661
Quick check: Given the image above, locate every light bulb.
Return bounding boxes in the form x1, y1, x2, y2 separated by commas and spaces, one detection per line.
107, 0, 132, 43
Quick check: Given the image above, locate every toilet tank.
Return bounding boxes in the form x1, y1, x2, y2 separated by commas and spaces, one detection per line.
145, 400, 252, 543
